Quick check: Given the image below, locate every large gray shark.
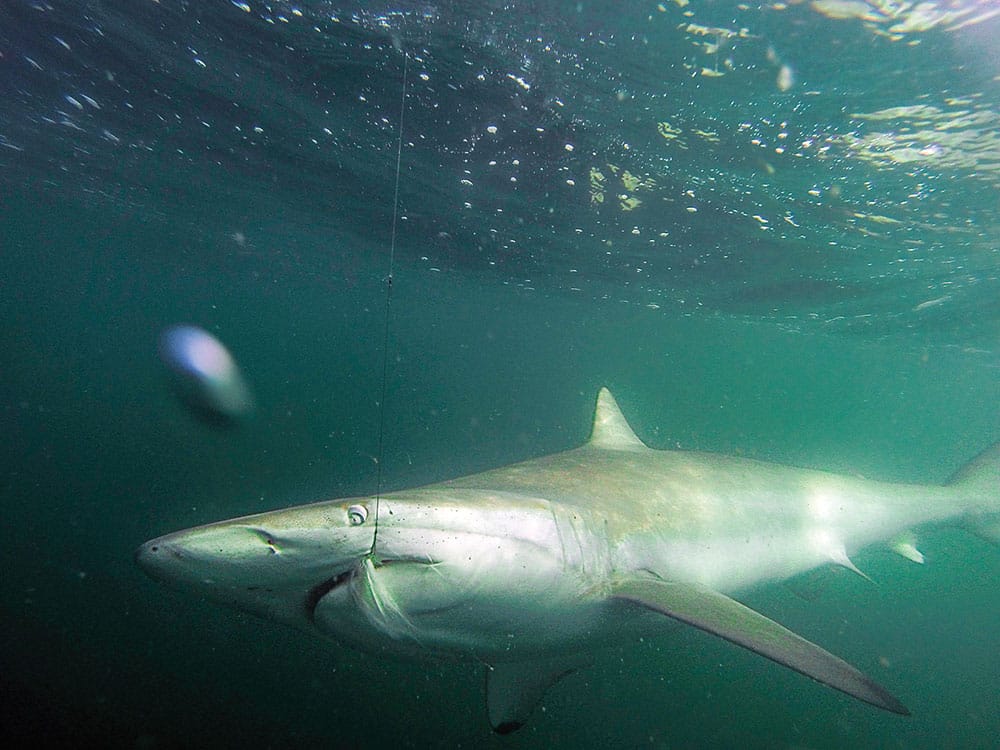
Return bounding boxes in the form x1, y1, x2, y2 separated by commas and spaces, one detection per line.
136, 388, 1000, 732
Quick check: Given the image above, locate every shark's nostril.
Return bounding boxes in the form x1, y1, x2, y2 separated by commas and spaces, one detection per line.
135, 540, 168, 576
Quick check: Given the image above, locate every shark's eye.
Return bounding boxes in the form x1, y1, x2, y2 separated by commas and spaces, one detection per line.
347, 504, 368, 526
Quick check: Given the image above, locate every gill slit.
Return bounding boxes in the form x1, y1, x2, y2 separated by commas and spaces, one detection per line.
372, 48, 408, 558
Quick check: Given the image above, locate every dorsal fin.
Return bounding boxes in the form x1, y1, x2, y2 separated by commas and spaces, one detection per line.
588, 388, 647, 450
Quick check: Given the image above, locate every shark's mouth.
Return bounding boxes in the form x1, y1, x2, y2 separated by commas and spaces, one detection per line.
304, 556, 439, 622
304, 568, 354, 620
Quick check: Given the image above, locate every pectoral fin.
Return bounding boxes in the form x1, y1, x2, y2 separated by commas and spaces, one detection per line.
609, 576, 909, 715
486, 657, 584, 734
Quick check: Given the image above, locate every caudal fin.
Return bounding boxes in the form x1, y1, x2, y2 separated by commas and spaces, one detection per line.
949, 442, 1000, 544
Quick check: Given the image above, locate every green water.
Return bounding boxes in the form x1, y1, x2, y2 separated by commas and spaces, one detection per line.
2, 1, 1000, 748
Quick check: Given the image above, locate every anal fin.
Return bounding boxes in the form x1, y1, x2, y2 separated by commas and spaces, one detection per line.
609, 575, 909, 716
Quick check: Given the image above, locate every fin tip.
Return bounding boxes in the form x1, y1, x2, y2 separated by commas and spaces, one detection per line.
493, 721, 523, 735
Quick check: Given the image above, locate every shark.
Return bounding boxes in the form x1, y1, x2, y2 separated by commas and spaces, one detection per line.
136, 388, 1000, 733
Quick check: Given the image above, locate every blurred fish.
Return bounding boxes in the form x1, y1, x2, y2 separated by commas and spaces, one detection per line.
158, 325, 254, 424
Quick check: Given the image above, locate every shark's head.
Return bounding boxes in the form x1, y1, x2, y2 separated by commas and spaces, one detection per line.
135, 497, 378, 629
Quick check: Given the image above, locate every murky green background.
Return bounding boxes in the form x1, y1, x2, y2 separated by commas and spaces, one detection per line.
2, 1, 999, 747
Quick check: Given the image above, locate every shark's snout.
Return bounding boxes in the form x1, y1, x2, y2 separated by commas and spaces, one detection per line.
135, 538, 166, 564
135, 535, 195, 584
134, 539, 154, 566
135, 537, 162, 571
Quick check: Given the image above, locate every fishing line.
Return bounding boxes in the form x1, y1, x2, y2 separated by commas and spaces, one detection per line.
370, 48, 408, 556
